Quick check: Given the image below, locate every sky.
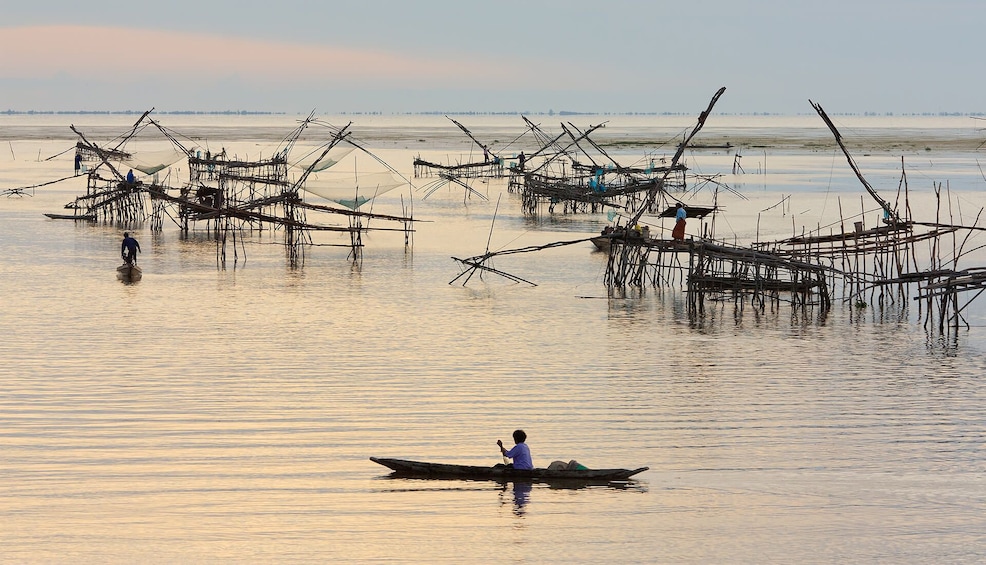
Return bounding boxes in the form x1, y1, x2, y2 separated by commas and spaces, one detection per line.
1, 0, 983, 115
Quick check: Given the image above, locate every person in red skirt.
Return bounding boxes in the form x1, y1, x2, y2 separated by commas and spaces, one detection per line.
672, 202, 687, 241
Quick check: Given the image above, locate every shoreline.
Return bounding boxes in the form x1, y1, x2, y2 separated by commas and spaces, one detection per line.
1, 116, 983, 154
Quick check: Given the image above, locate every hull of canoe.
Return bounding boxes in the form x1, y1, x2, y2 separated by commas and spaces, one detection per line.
44, 213, 96, 221
116, 263, 142, 280
370, 457, 647, 481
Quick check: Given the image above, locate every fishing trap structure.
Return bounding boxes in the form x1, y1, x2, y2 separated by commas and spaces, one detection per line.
44, 110, 416, 266
602, 92, 986, 334
508, 116, 687, 217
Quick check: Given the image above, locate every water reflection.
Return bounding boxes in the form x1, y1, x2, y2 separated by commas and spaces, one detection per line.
374, 475, 645, 519
502, 481, 531, 516
4, 115, 986, 563
925, 331, 962, 355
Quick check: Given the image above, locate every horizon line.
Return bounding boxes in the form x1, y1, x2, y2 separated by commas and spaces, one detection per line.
4, 109, 986, 118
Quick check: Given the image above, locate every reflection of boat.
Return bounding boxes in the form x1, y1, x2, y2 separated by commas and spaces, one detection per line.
116, 263, 142, 281
370, 457, 648, 482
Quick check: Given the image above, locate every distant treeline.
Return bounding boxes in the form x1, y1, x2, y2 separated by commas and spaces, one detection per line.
349, 110, 986, 117
4, 109, 986, 117
0, 110, 284, 116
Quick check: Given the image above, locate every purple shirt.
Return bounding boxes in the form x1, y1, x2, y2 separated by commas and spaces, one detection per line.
504, 442, 533, 470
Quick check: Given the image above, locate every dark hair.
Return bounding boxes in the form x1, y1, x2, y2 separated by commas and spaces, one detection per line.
512, 429, 527, 443
124, 232, 129, 237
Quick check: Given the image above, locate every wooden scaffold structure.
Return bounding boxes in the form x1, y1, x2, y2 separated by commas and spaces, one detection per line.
414, 116, 514, 203
602, 92, 986, 334
508, 116, 687, 217
47, 110, 416, 267
753, 101, 986, 333
602, 88, 835, 318
414, 116, 506, 179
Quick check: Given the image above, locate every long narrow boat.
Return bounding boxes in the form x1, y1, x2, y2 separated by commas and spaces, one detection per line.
44, 212, 96, 221
370, 457, 648, 481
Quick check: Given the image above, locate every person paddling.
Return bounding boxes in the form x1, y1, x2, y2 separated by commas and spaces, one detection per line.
121, 232, 141, 265
497, 429, 534, 470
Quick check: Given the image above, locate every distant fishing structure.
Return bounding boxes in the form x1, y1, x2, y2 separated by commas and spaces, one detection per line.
448, 91, 725, 288
414, 116, 505, 202
38, 110, 416, 266
508, 116, 687, 217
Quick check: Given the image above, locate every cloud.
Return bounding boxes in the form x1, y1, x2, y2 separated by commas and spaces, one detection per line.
0, 25, 513, 88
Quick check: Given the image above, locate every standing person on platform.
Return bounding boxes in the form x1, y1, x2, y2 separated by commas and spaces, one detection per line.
672, 202, 687, 241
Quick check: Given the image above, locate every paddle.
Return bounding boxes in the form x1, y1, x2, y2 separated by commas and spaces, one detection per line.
497, 439, 509, 465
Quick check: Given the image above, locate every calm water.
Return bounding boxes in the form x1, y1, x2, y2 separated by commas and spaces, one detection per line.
2, 114, 986, 563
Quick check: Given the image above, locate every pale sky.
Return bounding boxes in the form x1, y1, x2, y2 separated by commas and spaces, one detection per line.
1, 0, 982, 114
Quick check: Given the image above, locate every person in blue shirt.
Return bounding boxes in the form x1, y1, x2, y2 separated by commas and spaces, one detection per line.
121, 232, 141, 265
126, 169, 136, 184
497, 429, 534, 470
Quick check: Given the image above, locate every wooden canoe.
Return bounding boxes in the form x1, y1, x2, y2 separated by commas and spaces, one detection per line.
591, 230, 651, 252
44, 212, 96, 221
117, 263, 142, 280
370, 457, 648, 481
591, 233, 617, 251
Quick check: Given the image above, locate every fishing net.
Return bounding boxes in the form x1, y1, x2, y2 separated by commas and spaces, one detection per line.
119, 148, 187, 175
301, 170, 404, 209
290, 146, 356, 173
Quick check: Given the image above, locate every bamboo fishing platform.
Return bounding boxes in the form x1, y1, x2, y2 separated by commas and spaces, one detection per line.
413, 157, 504, 179
602, 234, 831, 310
413, 117, 508, 202
599, 91, 986, 335
506, 116, 687, 217
45, 110, 416, 267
